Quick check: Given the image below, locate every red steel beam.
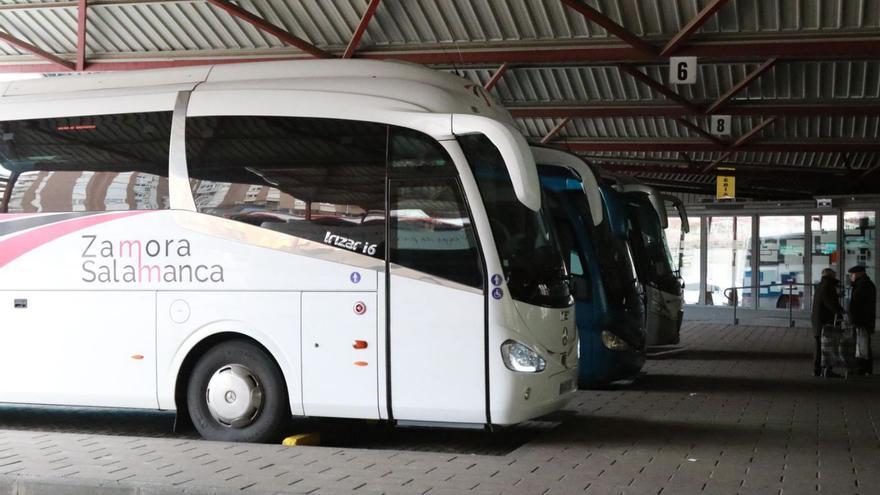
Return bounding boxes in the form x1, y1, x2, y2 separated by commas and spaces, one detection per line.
205, 0, 331, 59
507, 102, 880, 118
2, 37, 880, 73
75, 0, 87, 71
702, 117, 776, 173
734, 116, 776, 147
483, 62, 509, 92
706, 58, 777, 113
0, 56, 308, 74
673, 117, 728, 146
556, 140, 880, 153
616, 63, 704, 114
362, 37, 880, 64
540, 117, 571, 144
560, 0, 656, 56
620, 177, 813, 198
702, 150, 733, 173
595, 163, 847, 177
343, 0, 381, 58
580, 153, 851, 174
0, 31, 74, 71
661, 0, 731, 56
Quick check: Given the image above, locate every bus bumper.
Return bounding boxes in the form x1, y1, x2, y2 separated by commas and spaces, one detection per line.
489, 365, 578, 426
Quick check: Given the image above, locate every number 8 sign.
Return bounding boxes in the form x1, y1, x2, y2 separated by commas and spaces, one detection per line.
669, 56, 698, 85
710, 115, 732, 136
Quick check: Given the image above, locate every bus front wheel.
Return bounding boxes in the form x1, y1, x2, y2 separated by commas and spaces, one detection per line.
187, 339, 289, 443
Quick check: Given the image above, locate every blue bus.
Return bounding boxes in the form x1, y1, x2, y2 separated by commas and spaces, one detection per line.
534, 148, 646, 387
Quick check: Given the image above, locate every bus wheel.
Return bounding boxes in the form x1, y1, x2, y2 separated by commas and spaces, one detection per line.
187, 339, 288, 443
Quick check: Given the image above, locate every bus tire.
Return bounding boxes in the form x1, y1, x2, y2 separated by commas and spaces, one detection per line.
186, 339, 289, 443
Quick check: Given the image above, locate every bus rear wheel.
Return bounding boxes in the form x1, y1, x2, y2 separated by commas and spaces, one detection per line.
187, 340, 289, 443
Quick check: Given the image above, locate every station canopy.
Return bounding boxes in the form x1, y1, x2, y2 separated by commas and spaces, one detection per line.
1, 0, 879, 199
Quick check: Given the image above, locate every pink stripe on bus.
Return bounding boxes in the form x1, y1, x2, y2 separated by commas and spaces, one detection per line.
0, 211, 149, 269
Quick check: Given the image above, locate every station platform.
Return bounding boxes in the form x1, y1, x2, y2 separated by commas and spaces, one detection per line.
0, 322, 877, 494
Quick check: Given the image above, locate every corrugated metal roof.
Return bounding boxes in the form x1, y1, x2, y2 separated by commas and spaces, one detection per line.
461, 60, 880, 104
581, 150, 876, 169
517, 115, 880, 141
1, 0, 879, 58
0, 0, 878, 197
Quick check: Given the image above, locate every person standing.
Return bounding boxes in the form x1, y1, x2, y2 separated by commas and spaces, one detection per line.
848, 265, 877, 375
812, 268, 845, 376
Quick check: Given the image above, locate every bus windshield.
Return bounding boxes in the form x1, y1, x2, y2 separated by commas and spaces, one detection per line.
459, 135, 572, 308
563, 189, 639, 310
625, 193, 679, 293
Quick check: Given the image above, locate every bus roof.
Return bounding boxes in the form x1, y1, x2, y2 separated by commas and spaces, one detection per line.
531, 146, 603, 227
0, 60, 516, 126
614, 177, 669, 229
0, 60, 540, 210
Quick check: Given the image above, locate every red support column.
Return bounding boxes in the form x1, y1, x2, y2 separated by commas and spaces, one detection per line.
483, 62, 509, 92
560, 0, 656, 56
343, 0, 381, 58
0, 31, 74, 71
540, 118, 571, 144
707, 58, 778, 113
702, 117, 777, 173
205, 0, 332, 59
674, 117, 728, 147
661, 0, 731, 56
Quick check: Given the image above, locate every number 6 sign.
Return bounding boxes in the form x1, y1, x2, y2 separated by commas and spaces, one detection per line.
669, 56, 698, 84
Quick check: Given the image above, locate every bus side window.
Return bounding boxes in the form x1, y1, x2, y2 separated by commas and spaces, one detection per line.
389, 127, 456, 176
390, 180, 483, 289
0, 112, 172, 213
185, 116, 387, 259
388, 127, 483, 289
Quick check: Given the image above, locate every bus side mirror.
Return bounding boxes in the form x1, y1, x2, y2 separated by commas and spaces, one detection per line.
572, 275, 591, 301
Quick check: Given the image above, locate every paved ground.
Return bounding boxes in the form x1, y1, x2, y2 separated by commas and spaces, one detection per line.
0, 322, 878, 494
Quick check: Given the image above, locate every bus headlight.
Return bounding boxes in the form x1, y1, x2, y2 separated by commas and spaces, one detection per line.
601, 331, 630, 351
501, 340, 546, 373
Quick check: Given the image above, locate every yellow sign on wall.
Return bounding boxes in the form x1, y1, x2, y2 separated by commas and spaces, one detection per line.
717, 175, 735, 199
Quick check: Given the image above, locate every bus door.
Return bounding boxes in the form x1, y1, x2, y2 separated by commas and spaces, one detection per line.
385, 131, 487, 424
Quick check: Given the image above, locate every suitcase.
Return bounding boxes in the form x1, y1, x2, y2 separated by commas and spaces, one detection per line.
821, 318, 857, 378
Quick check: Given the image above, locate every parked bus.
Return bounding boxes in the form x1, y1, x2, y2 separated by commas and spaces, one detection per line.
534, 148, 646, 387
615, 180, 688, 346
0, 60, 578, 442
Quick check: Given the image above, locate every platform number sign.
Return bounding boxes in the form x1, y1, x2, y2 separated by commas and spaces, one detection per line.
710, 115, 732, 136
669, 56, 698, 85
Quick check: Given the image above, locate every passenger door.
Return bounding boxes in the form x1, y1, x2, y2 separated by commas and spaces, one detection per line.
386, 130, 487, 423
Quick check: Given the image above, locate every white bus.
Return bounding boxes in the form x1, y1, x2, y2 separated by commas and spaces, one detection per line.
0, 60, 577, 442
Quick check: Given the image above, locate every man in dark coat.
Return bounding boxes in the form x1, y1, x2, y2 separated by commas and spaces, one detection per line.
848, 265, 877, 375
812, 268, 844, 376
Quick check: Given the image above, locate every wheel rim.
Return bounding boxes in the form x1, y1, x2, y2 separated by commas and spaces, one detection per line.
205, 364, 264, 428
